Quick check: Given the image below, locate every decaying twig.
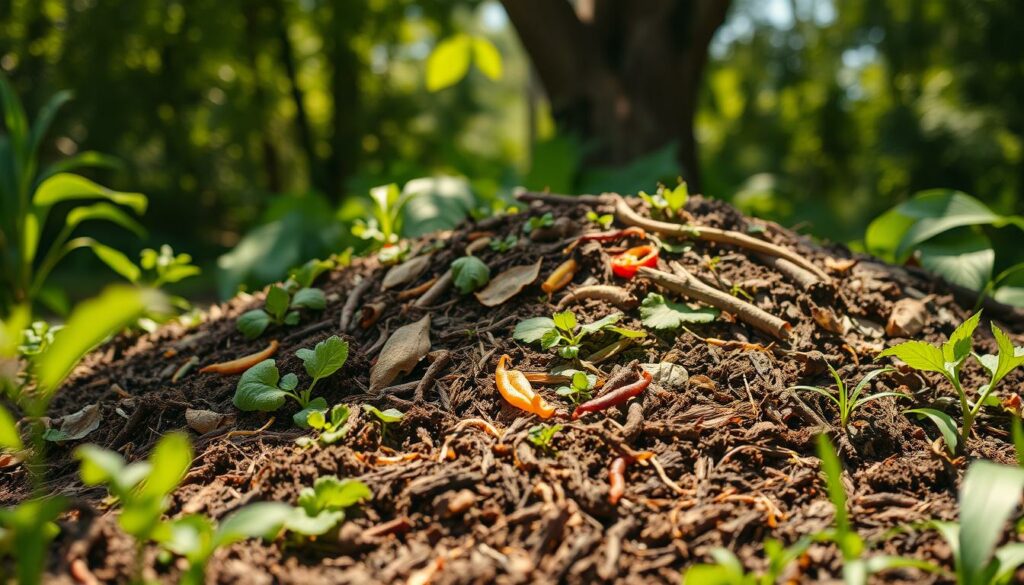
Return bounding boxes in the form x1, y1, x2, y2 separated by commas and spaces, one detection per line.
414, 270, 453, 308
754, 253, 821, 289
556, 285, 636, 310
341, 277, 374, 332
414, 350, 452, 403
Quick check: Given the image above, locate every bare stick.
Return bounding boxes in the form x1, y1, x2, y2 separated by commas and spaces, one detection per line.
556, 285, 636, 309
413, 269, 453, 308
754, 254, 821, 289
340, 277, 373, 332
414, 350, 452, 403
638, 264, 792, 340
516, 192, 608, 206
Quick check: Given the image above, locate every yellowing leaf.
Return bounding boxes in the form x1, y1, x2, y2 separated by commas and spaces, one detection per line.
472, 37, 503, 80
474, 259, 542, 307
370, 315, 431, 391
426, 34, 472, 92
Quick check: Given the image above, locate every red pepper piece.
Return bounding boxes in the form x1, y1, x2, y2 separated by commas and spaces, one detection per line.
610, 245, 659, 278
571, 370, 653, 420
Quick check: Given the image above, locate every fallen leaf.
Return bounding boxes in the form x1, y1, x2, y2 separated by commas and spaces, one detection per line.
886, 298, 928, 338
641, 362, 689, 390
43, 404, 101, 442
811, 306, 847, 335
825, 257, 858, 273
186, 408, 235, 434
381, 254, 432, 290
474, 259, 542, 307
370, 315, 431, 391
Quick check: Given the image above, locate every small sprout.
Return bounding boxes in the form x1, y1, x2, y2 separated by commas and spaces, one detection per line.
639, 293, 718, 330
638, 181, 688, 219
514, 310, 644, 360
522, 212, 554, 234
789, 365, 906, 433
555, 370, 596, 405
17, 321, 59, 357
237, 284, 326, 340
527, 424, 563, 455
489, 234, 518, 252
364, 405, 404, 442
585, 211, 614, 229
139, 245, 201, 288
232, 336, 349, 428
287, 476, 372, 537
296, 403, 352, 446
450, 256, 491, 294
730, 283, 754, 301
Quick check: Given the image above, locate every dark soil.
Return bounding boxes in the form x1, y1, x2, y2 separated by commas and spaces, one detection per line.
5, 194, 1024, 584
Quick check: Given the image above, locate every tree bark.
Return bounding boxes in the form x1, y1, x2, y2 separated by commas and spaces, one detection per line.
326, 0, 364, 203
500, 0, 732, 189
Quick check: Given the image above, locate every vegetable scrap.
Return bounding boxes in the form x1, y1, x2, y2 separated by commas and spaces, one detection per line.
494, 354, 556, 419
200, 340, 279, 375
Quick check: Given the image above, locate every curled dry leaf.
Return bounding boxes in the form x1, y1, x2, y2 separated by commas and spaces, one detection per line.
474, 259, 542, 307
185, 408, 235, 434
811, 306, 847, 335
370, 315, 431, 391
886, 298, 928, 338
360, 302, 387, 329
43, 404, 101, 442
825, 257, 858, 273
382, 254, 433, 290
641, 362, 689, 391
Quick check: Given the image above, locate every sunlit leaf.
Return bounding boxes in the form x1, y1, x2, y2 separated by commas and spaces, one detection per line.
426, 34, 472, 91
471, 37, 503, 80
33, 173, 147, 214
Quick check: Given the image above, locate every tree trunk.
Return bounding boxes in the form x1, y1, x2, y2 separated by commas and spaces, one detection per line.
499, 0, 731, 190
326, 0, 364, 203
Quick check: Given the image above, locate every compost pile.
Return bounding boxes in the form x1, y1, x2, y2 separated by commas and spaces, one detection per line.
5, 191, 1024, 584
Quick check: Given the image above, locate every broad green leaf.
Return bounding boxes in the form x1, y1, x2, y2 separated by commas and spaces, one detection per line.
80, 239, 141, 283
514, 317, 556, 344
992, 263, 1024, 308
640, 293, 719, 330
236, 310, 270, 340
364, 404, 403, 423
28, 90, 72, 159
296, 335, 349, 381
664, 182, 689, 211
0, 495, 66, 585
289, 258, 334, 289
989, 323, 1024, 387
37, 286, 162, 394
1013, 418, 1024, 469
0, 71, 29, 164
264, 286, 290, 321
552, 311, 577, 333
294, 397, 328, 429
232, 359, 287, 412
33, 173, 147, 214
917, 229, 994, 292
877, 341, 946, 374
426, 34, 472, 91
0, 404, 21, 450
285, 509, 345, 536
905, 408, 959, 455
817, 435, 851, 539
864, 206, 915, 263
140, 432, 192, 499
215, 502, 295, 546
279, 373, 298, 391
943, 311, 981, 364
579, 312, 624, 335
540, 328, 562, 349
471, 37, 503, 80
290, 287, 326, 311
895, 190, 1010, 258
157, 514, 214, 559
298, 476, 372, 515
36, 151, 121, 183
65, 202, 146, 238
959, 461, 1024, 585
399, 176, 475, 237
450, 256, 490, 294
75, 444, 126, 486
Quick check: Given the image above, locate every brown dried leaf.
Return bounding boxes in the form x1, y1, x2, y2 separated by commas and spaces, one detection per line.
381, 254, 432, 290
44, 404, 101, 442
474, 259, 542, 307
185, 408, 235, 434
886, 298, 928, 338
812, 306, 847, 335
370, 315, 431, 391
641, 362, 689, 390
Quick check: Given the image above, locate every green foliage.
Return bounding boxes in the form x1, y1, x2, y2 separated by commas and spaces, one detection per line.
585, 211, 614, 229
0, 496, 66, 585
139, 245, 201, 288
363, 405, 403, 442
527, 423, 563, 455
638, 181, 689, 219
639, 292, 719, 330
352, 183, 410, 249
789, 366, 904, 432
236, 283, 326, 340
489, 234, 518, 252
878, 312, 1024, 449
522, 212, 554, 234
555, 370, 596, 405
296, 403, 352, 446
450, 256, 491, 294
426, 34, 503, 92
514, 310, 643, 359
232, 336, 349, 422
682, 539, 812, 585
288, 476, 372, 536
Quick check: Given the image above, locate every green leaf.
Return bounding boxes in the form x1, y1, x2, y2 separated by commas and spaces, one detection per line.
552, 311, 577, 333
289, 258, 334, 289
816, 436, 854, 551
156, 514, 214, 559
0, 71, 29, 165
283, 311, 300, 326
264, 286, 290, 321
37, 151, 121, 183
33, 173, 147, 214
905, 408, 959, 455
992, 543, 1024, 584
959, 460, 1024, 585
514, 317, 556, 344
364, 404, 403, 424
989, 323, 1024, 387
426, 34, 473, 91
285, 509, 345, 536
579, 312, 624, 335
451, 256, 491, 294
75, 444, 126, 486
664, 182, 688, 211
28, 90, 72, 159
294, 397, 328, 429
0, 404, 21, 450
943, 311, 981, 364
290, 288, 326, 311
298, 476, 372, 515
236, 310, 270, 340
877, 341, 947, 374
232, 359, 288, 412
37, 286, 162, 394
296, 335, 349, 381
81, 240, 141, 283
894, 190, 1011, 258
640, 293, 718, 330
916, 228, 994, 292
471, 37, 503, 80
65, 202, 146, 238
139, 432, 192, 500
279, 373, 298, 391
214, 502, 295, 546
1012, 418, 1024, 469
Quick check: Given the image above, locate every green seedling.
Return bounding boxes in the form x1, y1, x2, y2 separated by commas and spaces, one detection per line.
450, 256, 491, 294
638, 181, 688, 220
364, 405, 403, 443
585, 211, 613, 229
0, 495, 66, 585
296, 403, 352, 446
288, 257, 335, 289
639, 292, 718, 331
17, 320, 59, 357
232, 336, 349, 428
489, 234, 518, 252
555, 371, 596, 405
75, 432, 192, 579
789, 366, 906, 433
522, 212, 554, 234
878, 311, 1024, 450
682, 537, 812, 585
287, 476, 373, 537
236, 282, 326, 340
351, 183, 412, 249
514, 310, 645, 359
527, 424, 563, 455
138, 245, 201, 289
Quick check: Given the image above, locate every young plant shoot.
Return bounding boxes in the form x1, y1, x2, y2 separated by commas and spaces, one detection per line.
514, 310, 644, 359
236, 283, 326, 340
789, 366, 905, 433
363, 405, 404, 443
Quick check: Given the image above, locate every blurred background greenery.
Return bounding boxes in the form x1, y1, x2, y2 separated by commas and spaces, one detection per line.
2, 0, 1022, 303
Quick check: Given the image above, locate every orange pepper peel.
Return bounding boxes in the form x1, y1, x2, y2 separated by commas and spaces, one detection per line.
495, 355, 556, 419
